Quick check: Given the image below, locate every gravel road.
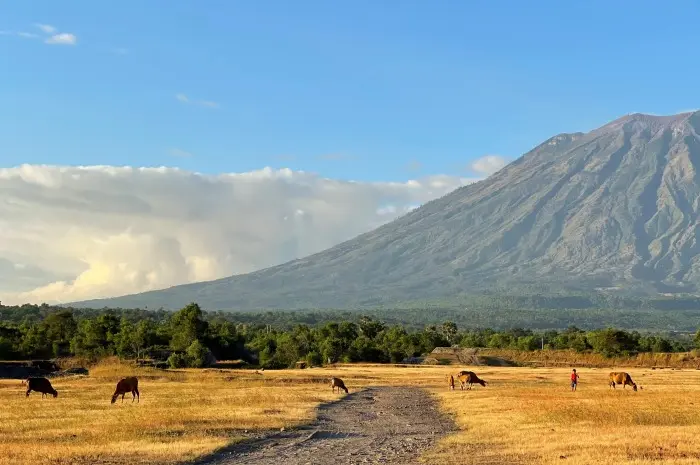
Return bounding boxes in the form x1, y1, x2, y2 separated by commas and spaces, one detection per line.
191, 386, 455, 465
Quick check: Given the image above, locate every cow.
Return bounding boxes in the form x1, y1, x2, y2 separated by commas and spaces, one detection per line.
111, 377, 140, 404
457, 371, 487, 390
609, 372, 637, 391
25, 377, 58, 398
330, 377, 349, 393
448, 375, 455, 390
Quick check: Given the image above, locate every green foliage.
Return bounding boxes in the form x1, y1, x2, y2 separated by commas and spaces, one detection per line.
0, 300, 697, 366
185, 340, 214, 368
170, 303, 208, 351
305, 350, 323, 366
167, 352, 190, 368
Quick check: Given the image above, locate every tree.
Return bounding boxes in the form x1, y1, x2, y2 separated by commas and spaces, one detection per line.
186, 340, 214, 368
358, 316, 385, 339
43, 310, 77, 357
170, 303, 208, 351
586, 328, 637, 357
440, 321, 458, 344
320, 337, 344, 364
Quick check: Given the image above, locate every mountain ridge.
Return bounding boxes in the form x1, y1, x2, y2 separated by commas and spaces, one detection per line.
70, 111, 700, 310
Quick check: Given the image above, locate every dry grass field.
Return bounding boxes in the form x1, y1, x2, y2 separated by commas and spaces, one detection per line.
1, 360, 700, 464
0, 360, 349, 465
424, 366, 700, 465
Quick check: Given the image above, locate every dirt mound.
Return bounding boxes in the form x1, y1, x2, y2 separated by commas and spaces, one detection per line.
425, 347, 518, 366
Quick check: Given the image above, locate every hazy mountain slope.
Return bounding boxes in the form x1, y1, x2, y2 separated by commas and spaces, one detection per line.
72, 111, 700, 310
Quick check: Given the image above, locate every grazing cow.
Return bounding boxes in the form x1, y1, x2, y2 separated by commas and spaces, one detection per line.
609, 372, 637, 391
448, 375, 455, 390
330, 377, 349, 394
111, 377, 140, 404
25, 377, 58, 398
457, 371, 487, 390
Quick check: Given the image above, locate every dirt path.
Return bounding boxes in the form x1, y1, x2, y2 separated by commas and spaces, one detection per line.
191, 386, 455, 465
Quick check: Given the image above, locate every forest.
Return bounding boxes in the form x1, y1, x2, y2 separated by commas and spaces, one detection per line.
1, 301, 698, 368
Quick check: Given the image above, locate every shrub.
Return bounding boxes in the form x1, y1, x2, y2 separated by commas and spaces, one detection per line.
167, 352, 190, 369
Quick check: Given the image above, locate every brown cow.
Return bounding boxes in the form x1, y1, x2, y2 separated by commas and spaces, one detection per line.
609, 372, 637, 391
330, 377, 349, 393
448, 375, 455, 390
457, 371, 487, 390
25, 377, 58, 398
111, 377, 140, 404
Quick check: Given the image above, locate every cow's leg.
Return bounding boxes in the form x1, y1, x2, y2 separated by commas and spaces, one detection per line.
26, 388, 31, 397
121, 393, 125, 403
135, 388, 140, 403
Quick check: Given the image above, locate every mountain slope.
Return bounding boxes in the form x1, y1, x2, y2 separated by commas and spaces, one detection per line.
73, 111, 700, 310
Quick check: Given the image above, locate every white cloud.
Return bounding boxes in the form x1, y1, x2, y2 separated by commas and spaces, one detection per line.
176, 93, 219, 108
3, 24, 78, 45
0, 164, 481, 305
35, 23, 57, 34
470, 155, 509, 176
45, 33, 77, 45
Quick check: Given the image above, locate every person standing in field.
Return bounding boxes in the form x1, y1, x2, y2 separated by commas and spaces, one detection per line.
570, 368, 579, 391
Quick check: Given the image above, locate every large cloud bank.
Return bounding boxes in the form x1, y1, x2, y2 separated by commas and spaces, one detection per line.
0, 164, 482, 305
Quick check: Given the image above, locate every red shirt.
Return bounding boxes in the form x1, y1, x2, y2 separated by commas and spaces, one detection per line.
571, 373, 579, 381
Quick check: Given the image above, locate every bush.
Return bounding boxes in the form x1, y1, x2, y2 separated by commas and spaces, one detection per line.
186, 340, 215, 368
167, 352, 190, 369
306, 351, 323, 367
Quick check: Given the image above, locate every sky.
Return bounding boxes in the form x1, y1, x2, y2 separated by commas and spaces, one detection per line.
1, 0, 700, 305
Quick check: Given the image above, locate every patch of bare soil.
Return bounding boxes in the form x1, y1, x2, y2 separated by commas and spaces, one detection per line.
190, 386, 456, 465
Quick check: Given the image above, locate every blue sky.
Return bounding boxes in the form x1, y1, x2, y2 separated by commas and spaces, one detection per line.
1, 0, 699, 182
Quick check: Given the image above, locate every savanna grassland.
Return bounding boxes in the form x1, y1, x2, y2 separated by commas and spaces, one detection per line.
2, 361, 700, 464
425, 366, 700, 465
0, 360, 349, 465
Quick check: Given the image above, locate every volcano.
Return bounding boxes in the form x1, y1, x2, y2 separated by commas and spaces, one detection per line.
73, 111, 700, 310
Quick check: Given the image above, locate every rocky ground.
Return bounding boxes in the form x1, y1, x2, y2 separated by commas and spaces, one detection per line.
191, 386, 456, 465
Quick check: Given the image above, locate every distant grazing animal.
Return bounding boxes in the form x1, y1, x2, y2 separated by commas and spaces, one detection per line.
448, 375, 455, 390
330, 377, 349, 394
457, 371, 487, 390
609, 372, 637, 391
25, 377, 58, 398
111, 377, 140, 404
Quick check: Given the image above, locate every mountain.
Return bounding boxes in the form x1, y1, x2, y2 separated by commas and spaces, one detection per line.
72, 111, 700, 310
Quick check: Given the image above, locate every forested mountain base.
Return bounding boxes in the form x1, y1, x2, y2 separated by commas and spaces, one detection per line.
7, 293, 700, 330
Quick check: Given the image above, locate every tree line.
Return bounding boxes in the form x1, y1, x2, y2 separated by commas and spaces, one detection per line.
1, 302, 698, 368
4, 296, 700, 331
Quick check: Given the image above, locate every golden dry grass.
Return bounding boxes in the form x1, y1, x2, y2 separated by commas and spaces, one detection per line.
0, 360, 349, 465
423, 366, 700, 465
2, 361, 700, 464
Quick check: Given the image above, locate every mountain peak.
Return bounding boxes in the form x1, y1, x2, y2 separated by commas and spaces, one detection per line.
595, 111, 697, 135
